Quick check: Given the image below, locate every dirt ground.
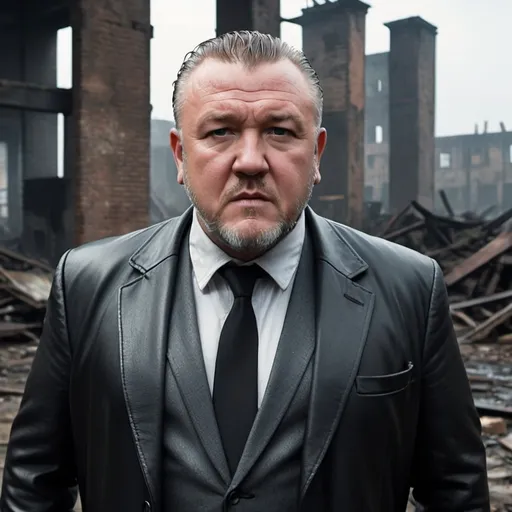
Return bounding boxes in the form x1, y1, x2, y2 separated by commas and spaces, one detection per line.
0, 339, 510, 511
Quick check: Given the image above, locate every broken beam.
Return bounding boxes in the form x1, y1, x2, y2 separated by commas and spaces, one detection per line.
444, 231, 512, 287
474, 400, 512, 420
0, 79, 72, 115
450, 289, 512, 311
459, 302, 512, 344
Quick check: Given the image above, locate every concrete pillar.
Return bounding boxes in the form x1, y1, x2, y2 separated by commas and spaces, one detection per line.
71, 0, 151, 245
0, 8, 58, 238
23, 23, 59, 180
0, 117, 22, 239
386, 16, 437, 213
289, 0, 369, 229
216, 0, 281, 38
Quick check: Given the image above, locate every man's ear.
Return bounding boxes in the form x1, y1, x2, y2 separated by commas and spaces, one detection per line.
313, 127, 327, 185
170, 128, 185, 184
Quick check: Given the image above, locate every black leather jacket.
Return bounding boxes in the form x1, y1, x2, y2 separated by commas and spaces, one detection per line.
0, 207, 489, 511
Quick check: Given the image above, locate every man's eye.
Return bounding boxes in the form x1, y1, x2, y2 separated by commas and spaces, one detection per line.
210, 128, 230, 137
269, 127, 292, 136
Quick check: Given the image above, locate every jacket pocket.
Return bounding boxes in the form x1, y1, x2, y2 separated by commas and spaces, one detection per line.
356, 362, 414, 396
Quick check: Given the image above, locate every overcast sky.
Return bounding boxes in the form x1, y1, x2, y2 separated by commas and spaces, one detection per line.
58, 0, 512, 137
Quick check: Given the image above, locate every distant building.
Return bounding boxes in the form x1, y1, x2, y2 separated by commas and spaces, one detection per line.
152, 65, 512, 222
150, 119, 191, 223
435, 131, 512, 214
364, 52, 512, 215
364, 53, 390, 211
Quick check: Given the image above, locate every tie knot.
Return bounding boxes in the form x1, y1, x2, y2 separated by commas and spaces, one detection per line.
220, 264, 266, 298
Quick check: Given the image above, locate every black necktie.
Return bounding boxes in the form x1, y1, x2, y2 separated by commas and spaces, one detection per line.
213, 263, 266, 475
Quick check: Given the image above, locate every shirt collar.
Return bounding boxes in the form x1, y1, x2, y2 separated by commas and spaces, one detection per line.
189, 209, 305, 292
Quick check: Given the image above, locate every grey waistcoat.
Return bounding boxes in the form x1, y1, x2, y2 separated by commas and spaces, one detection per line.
163, 230, 316, 512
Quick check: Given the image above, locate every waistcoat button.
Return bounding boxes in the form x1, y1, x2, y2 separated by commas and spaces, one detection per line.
227, 490, 241, 506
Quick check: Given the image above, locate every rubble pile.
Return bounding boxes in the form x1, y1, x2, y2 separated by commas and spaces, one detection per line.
460, 343, 512, 511
371, 197, 512, 510
0, 247, 53, 344
0, 208, 509, 507
375, 199, 512, 345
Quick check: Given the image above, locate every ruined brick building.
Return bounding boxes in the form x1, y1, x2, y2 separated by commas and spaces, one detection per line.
152, 8, 512, 225
0, 0, 283, 265
0, 0, 152, 264
1, 0, 509, 266
365, 52, 512, 215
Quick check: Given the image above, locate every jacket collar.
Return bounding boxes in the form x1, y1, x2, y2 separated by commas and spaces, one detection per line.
304, 207, 368, 279
128, 207, 194, 274
128, 206, 368, 280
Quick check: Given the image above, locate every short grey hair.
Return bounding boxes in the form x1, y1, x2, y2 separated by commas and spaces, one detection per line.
171, 30, 323, 130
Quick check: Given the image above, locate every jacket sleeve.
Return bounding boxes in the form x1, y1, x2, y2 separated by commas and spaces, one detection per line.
0, 250, 78, 511
411, 260, 490, 511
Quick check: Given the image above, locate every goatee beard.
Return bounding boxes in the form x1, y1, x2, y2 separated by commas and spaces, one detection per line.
181, 165, 314, 258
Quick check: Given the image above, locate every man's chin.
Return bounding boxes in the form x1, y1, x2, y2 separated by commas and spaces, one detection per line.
216, 219, 288, 257
228, 217, 275, 231
223, 217, 283, 237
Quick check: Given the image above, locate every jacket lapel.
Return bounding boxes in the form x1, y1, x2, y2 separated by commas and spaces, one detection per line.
300, 209, 375, 500
166, 235, 231, 486
119, 205, 375, 505
119, 208, 194, 510
230, 229, 316, 489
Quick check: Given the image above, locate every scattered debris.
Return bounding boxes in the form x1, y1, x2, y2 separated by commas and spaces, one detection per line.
0, 247, 52, 343
371, 198, 512, 422
499, 433, 512, 453
369, 198, 512, 345
368, 196, 512, 510
485, 433, 512, 511
482, 417, 508, 436
0, 206, 509, 507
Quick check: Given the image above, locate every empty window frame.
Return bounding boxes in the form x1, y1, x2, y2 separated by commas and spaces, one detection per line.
375, 126, 383, 144
440, 152, 451, 169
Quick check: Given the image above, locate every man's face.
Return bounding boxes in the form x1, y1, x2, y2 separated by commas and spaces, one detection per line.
170, 58, 327, 259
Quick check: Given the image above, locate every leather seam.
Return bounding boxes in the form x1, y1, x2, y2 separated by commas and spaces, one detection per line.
129, 219, 177, 270
319, 258, 372, 299
302, 288, 375, 497
118, 277, 154, 507
60, 248, 73, 357
422, 259, 437, 365
59, 248, 80, 491
324, 222, 368, 276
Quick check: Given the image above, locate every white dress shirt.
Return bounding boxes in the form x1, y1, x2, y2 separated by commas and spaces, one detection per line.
189, 209, 306, 407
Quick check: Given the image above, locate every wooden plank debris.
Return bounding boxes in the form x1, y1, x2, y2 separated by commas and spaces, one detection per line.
0, 248, 53, 343
481, 417, 508, 436
444, 231, 512, 287
498, 433, 512, 453
365, 195, 512, 346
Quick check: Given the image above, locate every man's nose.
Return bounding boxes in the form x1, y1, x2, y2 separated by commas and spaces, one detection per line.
231, 132, 270, 176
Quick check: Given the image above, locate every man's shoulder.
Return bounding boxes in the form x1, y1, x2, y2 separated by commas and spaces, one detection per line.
63, 216, 182, 279
322, 216, 436, 284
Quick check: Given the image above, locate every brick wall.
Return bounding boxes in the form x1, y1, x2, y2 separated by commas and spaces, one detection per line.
417, 27, 436, 210
71, 0, 151, 245
298, 2, 368, 229
216, 0, 280, 37
252, 0, 280, 37
386, 17, 437, 213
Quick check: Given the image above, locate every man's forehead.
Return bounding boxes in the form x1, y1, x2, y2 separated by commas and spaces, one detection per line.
186, 58, 311, 99
197, 108, 306, 129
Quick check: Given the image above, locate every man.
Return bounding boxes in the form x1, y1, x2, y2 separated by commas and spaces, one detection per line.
1, 31, 489, 511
